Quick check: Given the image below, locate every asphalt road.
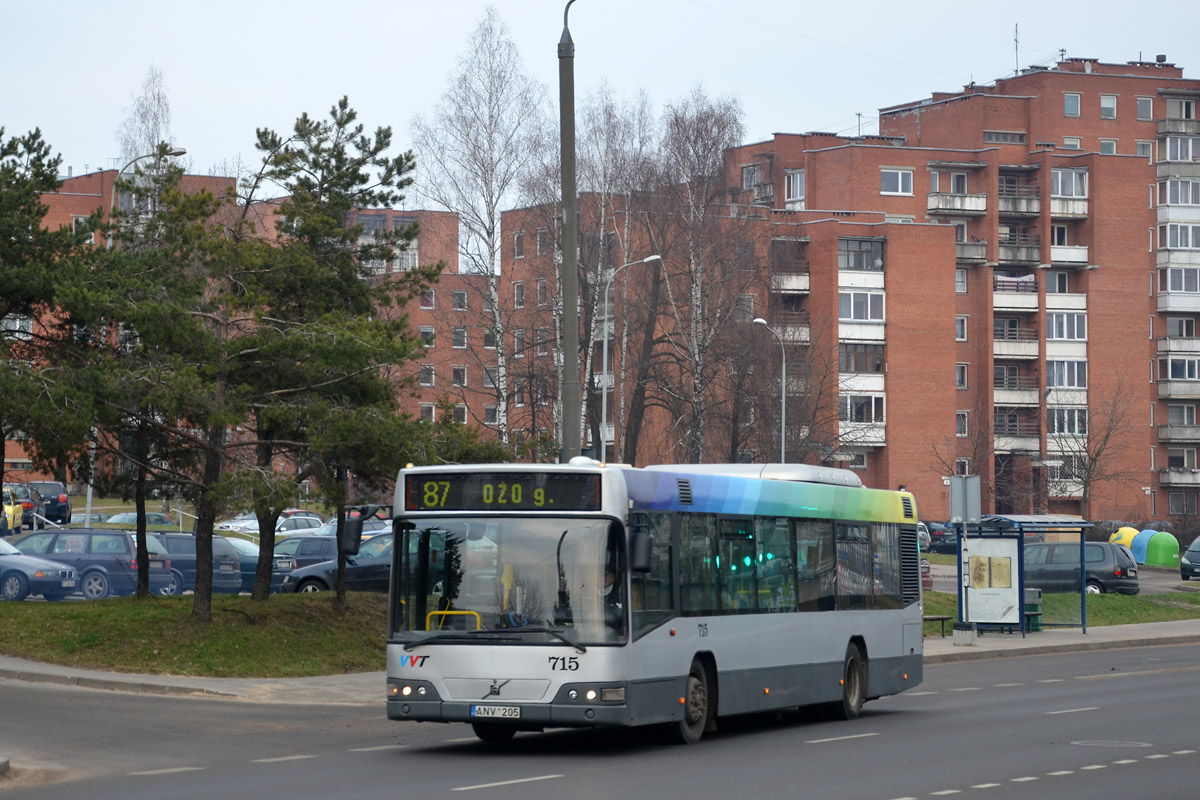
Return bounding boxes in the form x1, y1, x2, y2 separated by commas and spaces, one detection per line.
2, 643, 1198, 799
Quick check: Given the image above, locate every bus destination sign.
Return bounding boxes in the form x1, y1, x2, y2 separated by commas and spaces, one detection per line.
406, 473, 602, 512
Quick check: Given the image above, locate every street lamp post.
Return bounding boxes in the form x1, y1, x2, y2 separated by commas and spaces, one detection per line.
600, 254, 661, 461
558, 1, 582, 461
753, 317, 786, 463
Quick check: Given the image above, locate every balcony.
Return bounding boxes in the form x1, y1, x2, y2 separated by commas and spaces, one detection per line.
1159, 468, 1200, 487
994, 375, 1041, 406
998, 233, 1040, 264
994, 327, 1039, 359
840, 422, 886, 447
997, 184, 1040, 217
768, 310, 811, 343
1050, 244, 1089, 265
754, 182, 775, 205
993, 274, 1038, 312
927, 192, 988, 216
1050, 196, 1089, 218
994, 414, 1040, 453
771, 263, 810, 293
1158, 381, 1200, 399
1158, 337, 1200, 355
1157, 291, 1200, 315
1158, 424, 1200, 443
1158, 118, 1200, 137
956, 240, 987, 263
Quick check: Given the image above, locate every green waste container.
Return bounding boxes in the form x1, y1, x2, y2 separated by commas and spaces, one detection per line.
1024, 587, 1043, 632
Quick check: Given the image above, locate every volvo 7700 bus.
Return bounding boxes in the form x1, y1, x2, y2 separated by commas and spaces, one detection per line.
362, 459, 924, 744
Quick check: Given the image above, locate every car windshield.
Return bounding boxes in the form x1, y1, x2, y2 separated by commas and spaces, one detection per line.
393, 517, 626, 646
357, 536, 393, 559
4, 485, 30, 501
225, 537, 258, 555
0, 539, 20, 555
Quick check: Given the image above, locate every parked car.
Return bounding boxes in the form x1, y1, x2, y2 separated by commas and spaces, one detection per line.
28, 481, 72, 525
1023, 541, 1139, 595
2, 488, 20, 537
920, 557, 933, 592
273, 534, 343, 570
105, 511, 175, 528
216, 512, 323, 536
151, 533, 243, 595
4, 483, 46, 530
1, 537, 78, 601
927, 532, 960, 555
1180, 537, 1200, 581
222, 536, 297, 593
311, 517, 388, 537
279, 534, 393, 594
13, 528, 173, 599
917, 522, 931, 551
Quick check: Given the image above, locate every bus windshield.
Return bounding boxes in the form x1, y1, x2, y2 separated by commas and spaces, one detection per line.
393, 517, 626, 645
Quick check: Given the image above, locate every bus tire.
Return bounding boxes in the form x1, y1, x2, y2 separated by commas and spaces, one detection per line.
670, 659, 711, 745
828, 643, 866, 721
471, 722, 516, 744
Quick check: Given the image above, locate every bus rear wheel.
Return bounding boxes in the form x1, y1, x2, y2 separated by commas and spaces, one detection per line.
670, 659, 710, 744
471, 722, 516, 744
828, 643, 866, 721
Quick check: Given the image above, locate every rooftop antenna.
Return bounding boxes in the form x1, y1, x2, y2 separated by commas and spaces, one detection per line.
856, 112, 862, 137
1014, 24, 1019, 76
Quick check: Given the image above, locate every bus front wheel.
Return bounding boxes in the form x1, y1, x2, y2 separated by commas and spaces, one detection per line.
471, 722, 516, 744
670, 659, 710, 745
828, 643, 866, 721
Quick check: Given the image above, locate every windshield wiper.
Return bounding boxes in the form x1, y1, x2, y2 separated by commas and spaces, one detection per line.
506, 626, 587, 653
403, 631, 521, 650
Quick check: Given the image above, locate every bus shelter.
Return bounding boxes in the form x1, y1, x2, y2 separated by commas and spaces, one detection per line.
956, 515, 1092, 636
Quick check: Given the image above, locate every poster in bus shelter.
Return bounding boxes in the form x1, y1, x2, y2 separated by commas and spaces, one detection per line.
961, 536, 1020, 626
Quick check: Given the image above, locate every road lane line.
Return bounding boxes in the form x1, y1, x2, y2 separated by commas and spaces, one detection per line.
971, 783, 1002, 788
1047, 771, 1074, 776
1173, 750, 1196, 755
1045, 707, 1098, 715
129, 767, 205, 776
452, 774, 563, 792
1145, 754, 1170, 759
443, 737, 480, 743
930, 790, 961, 796
348, 745, 409, 752
1010, 776, 1038, 782
804, 733, 880, 744
1112, 760, 1138, 765
1081, 765, 1106, 770
1036, 679, 1066, 683
994, 683, 1023, 687
251, 755, 318, 763
949, 687, 981, 692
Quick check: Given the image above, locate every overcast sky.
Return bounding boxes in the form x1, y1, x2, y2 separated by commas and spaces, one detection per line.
5, 0, 1193, 190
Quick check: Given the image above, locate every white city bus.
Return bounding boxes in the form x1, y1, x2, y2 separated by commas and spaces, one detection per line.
364, 459, 924, 744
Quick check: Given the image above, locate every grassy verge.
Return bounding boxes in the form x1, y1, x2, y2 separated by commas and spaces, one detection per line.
922, 589, 1200, 636
0, 593, 387, 678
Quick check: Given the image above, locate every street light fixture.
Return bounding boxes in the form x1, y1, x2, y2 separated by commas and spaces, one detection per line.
105, 146, 187, 250
752, 317, 786, 463
600, 254, 661, 460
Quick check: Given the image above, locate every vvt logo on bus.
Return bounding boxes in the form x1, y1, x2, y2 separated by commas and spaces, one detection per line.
398, 654, 430, 668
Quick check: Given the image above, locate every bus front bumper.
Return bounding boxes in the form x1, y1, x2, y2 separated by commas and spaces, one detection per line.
387, 680, 634, 728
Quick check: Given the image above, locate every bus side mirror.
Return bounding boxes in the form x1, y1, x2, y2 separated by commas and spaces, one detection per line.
342, 517, 363, 556
630, 533, 653, 573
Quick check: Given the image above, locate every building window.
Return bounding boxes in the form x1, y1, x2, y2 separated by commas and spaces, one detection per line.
420, 403, 435, 421
733, 294, 755, 322
1051, 225, 1069, 246
537, 228, 550, 256
983, 130, 1026, 144
1047, 271, 1070, 293
1047, 360, 1087, 388
880, 168, 913, 195
1047, 312, 1087, 341
838, 238, 884, 270
1162, 356, 1200, 381
1137, 96, 1154, 121
1, 312, 32, 342
483, 330, 498, 349
537, 328, 549, 356
838, 291, 884, 322
838, 343, 885, 374
1170, 491, 1199, 515
741, 163, 761, 191
514, 231, 524, 259
1099, 139, 1117, 155
1063, 136, 1082, 149
955, 411, 969, 437
420, 289, 435, 309
1064, 93, 1081, 117
483, 367, 497, 389
955, 315, 968, 341
453, 405, 468, 424
845, 452, 867, 470
784, 169, 805, 205
955, 363, 968, 389
839, 394, 884, 423
1137, 140, 1153, 160
1162, 136, 1200, 161
514, 281, 524, 309
1169, 447, 1199, 469
950, 172, 967, 194
1167, 98, 1197, 120
1049, 407, 1088, 435
420, 326, 435, 348
1160, 179, 1200, 206
419, 365, 435, 387
513, 329, 525, 358
1160, 224, 1200, 250
1168, 404, 1197, 425
955, 268, 967, 294
453, 291, 467, 311
1051, 169, 1088, 198
484, 404, 498, 425
452, 366, 467, 387
1100, 94, 1117, 119
452, 327, 467, 349
952, 458, 968, 476
1168, 318, 1197, 338
537, 278, 548, 306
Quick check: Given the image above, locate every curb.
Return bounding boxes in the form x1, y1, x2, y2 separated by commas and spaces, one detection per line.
924, 633, 1200, 664
0, 667, 237, 699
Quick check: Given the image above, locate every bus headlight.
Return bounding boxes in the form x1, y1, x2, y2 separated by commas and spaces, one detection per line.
600, 687, 625, 702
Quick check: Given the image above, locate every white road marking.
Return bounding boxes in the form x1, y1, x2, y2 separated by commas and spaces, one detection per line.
443, 736, 480, 743
1010, 776, 1038, 782
930, 790, 961, 796
452, 774, 563, 792
1036, 678, 1066, 683
129, 767, 205, 776
1145, 754, 1170, 759
971, 783, 1002, 788
994, 682, 1023, 687
1081, 765, 1107, 770
804, 732, 880, 744
905, 691, 939, 696
347, 745, 409, 752
1046, 706, 1098, 715
950, 687, 982, 692
1173, 750, 1196, 755
250, 755, 318, 763
1112, 760, 1138, 765
1047, 770, 1074, 776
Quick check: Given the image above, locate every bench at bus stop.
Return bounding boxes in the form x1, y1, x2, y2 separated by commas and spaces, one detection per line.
923, 615, 953, 638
